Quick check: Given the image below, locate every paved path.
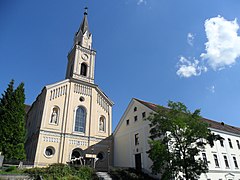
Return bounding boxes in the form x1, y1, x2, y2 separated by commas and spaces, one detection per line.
96, 171, 112, 180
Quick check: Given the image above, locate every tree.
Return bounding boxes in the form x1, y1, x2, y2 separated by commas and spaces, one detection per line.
147, 101, 221, 180
0, 80, 26, 160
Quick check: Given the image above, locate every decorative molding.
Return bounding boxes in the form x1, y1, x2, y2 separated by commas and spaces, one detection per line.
76, 45, 96, 55
97, 93, 109, 112
40, 130, 61, 137
40, 130, 106, 142
73, 83, 92, 96
43, 136, 60, 143
50, 85, 67, 101
69, 140, 88, 146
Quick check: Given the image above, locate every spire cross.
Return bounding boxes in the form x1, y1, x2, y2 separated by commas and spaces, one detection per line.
84, 7, 88, 15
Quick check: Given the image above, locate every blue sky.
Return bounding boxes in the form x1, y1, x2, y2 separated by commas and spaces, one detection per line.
1, 0, 240, 130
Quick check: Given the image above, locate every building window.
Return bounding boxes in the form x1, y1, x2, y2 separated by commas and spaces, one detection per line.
74, 106, 86, 133
50, 106, 59, 124
44, 146, 55, 158
135, 133, 139, 146
134, 116, 138, 122
99, 116, 105, 132
223, 155, 230, 168
126, 119, 129, 126
80, 63, 87, 76
228, 138, 233, 148
213, 154, 219, 167
220, 139, 224, 147
202, 153, 207, 165
142, 112, 146, 118
237, 140, 240, 149
134, 107, 137, 112
233, 156, 238, 168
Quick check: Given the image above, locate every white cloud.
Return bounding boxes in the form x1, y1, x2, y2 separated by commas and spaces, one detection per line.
201, 16, 240, 70
207, 85, 215, 93
176, 56, 207, 78
187, 33, 194, 46
137, 0, 147, 5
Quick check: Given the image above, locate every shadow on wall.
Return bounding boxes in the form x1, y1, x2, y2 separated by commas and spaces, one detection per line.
68, 135, 114, 172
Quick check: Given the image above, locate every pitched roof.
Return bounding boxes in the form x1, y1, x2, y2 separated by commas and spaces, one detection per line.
25, 104, 31, 114
134, 98, 240, 136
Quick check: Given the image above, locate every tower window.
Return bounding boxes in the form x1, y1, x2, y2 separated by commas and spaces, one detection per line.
74, 106, 86, 133
80, 63, 87, 76
142, 112, 146, 118
134, 107, 137, 112
134, 116, 138, 122
126, 119, 129, 126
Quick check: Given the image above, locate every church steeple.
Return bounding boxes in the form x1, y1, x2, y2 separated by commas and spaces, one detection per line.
74, 7, 92, 49
66, 8, 96, 84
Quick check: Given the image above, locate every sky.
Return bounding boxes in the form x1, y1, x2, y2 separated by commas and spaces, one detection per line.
1, 0, 240, 131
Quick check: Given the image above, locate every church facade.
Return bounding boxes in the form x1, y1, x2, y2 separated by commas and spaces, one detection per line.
25, 10, 113, 169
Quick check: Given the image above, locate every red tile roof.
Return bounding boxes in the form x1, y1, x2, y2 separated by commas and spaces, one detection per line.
134, 98, 240, 135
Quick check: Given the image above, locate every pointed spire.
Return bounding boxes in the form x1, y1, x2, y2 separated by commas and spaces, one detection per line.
74, 7, 92, 47
79, 7, 90, 35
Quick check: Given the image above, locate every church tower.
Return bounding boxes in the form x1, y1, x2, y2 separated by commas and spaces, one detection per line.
25, 9, 113, 170
66, 8, 96, 84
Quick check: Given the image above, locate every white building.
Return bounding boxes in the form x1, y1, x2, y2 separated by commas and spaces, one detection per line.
113, 98, 240, 180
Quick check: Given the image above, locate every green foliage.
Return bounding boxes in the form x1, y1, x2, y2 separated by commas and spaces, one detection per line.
0, 80, 26, 160
25, 163, 96, 180
5, 166, 17, 172
147, 101, 221, 180
110, 168, 156, 180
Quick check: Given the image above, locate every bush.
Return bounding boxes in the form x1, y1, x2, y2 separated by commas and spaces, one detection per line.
110, 168, 156, 180
25, 163, 96, 180
5, 166, 17, 172
74, 166, 93, 179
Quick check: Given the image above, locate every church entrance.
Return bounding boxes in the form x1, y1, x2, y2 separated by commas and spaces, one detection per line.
71, 148, 84, 165
135, 153, 142, 172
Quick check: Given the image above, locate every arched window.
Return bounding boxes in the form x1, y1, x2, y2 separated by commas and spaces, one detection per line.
99, 116, 105, 132
50, 106, 59, 124
75, 107, 86, 133
80, 63, 87, 76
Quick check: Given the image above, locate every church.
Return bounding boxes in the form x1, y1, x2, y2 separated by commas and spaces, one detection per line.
25, 9, 113, 170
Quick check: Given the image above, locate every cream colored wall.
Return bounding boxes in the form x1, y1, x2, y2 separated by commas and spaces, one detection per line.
114, 99, 153, 172
30, 78, 112, 166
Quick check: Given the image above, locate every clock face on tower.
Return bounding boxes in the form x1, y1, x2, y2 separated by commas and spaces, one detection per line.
81, 53, 88, 61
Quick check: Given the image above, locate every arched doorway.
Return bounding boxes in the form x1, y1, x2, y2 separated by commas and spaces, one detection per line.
71, 148, 84, 165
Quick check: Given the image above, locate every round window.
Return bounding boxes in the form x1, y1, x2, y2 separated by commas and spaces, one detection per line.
97, 152, 105, 161
79, 96, 85, 102
45, 146, 55, 158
